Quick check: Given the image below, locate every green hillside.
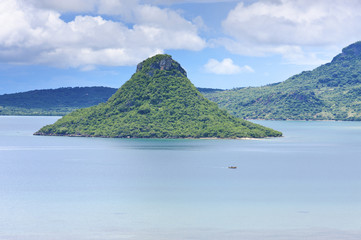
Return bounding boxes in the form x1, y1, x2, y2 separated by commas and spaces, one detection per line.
0, 87, 117, 116
35, 54, 281, 138
204, 41, 361, 121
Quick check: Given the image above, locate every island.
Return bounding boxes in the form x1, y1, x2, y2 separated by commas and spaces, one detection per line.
35, 54, 282, 138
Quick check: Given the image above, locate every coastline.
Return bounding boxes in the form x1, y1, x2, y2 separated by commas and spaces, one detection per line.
33, 132, 276, 140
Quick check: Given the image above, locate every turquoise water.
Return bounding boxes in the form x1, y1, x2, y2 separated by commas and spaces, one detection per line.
0, 116, 361, 240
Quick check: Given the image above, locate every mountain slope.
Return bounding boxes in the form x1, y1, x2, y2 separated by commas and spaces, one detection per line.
35, 54, 281, 138
0, 87, 117, 115
205, 41, 361, 120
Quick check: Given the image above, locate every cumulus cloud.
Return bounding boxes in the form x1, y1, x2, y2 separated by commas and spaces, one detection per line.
220, 0, 361, 64
28, 0, 238, 11
223, 0, 361, 46
214, 38, 331, 65
28, 0, 98, 12
204, 58, 254, 75
142, 0, 238, 4
0, 0, 205, 68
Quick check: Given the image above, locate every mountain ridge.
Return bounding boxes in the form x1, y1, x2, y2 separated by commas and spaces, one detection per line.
204, 41, 361, 121
0, 86, 117, 116
0, 86, 223, 116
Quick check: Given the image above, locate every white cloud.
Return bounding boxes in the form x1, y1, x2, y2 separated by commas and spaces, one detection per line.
204, 58, 254, 75
220, 0, 361, 65
28, 0, 238, 12
97, 0, 139, 19
214, 38, 332, 65
28, 0, 97, 12
223, 0, 361, 46
0, 0, 206, 68
142, 0, 238, 4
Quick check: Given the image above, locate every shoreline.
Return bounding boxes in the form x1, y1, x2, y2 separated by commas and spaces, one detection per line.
33, 132, 278, 140
248, 118, 342, 122
1, 114, 357, 122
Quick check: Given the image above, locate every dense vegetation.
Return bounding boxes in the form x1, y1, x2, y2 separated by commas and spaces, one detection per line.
0, 87, 117, 115
35, 54, 281, 138
204, 41, 361, 120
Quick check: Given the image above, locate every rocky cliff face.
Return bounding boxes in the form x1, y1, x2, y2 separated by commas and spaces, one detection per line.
332, 41, 361, 62
136, 54, 187, 77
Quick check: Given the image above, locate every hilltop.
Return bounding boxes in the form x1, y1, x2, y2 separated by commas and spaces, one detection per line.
35, 54, 281, 138
204, 41, 361, 121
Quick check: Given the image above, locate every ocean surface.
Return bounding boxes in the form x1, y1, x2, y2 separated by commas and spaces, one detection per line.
0, 116, 361, 240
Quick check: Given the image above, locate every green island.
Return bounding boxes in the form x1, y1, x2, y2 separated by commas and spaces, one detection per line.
204, 41, 361, 120
35, 54, 281, 138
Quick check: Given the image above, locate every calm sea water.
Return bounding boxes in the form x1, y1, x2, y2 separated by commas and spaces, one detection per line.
0, 116, 361, 240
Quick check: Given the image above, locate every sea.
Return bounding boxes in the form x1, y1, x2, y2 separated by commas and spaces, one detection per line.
0, 116, 361, 240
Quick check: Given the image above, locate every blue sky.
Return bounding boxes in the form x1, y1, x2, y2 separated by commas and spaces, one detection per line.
1, 0, 361, 94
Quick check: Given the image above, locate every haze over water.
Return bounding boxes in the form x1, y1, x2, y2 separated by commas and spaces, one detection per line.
0, 116, 361, 240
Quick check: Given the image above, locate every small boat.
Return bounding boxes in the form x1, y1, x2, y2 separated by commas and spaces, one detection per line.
228, 166, 237, 169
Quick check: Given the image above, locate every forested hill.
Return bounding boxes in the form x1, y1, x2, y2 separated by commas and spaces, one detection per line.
204, 41, 361, 121
35, 54, 281, 138
0, 87, 117, 115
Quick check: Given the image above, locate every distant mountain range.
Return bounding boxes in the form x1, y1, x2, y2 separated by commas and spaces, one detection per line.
2, 41, 361, 121
0, 86, 223, 116
204, 41, 361, 121
0, 87, 117, 115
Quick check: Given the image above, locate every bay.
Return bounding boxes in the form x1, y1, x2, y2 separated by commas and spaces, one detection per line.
0, 116, 361, 240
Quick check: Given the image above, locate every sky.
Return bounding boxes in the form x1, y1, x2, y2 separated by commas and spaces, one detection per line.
1, 0, 361, 94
